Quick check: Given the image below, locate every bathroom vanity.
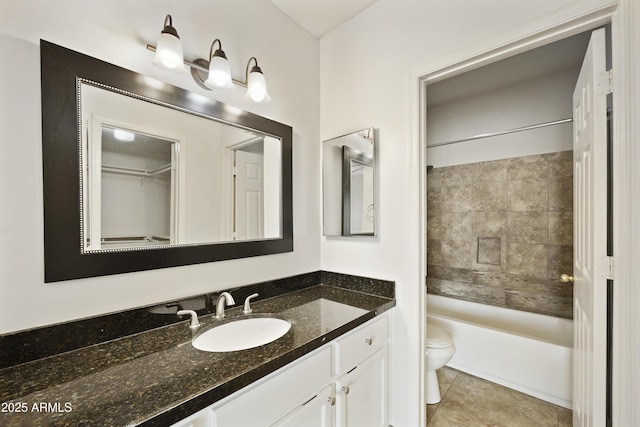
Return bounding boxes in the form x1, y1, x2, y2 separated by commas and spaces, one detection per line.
176, 311, 389, 427
0, 273, 394, 426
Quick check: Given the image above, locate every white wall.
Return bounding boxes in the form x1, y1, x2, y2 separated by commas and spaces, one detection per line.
0, 0, 320, 334
319, 1, 601, 425
428, 67, 578, 167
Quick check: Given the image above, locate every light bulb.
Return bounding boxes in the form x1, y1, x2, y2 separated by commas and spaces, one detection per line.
151, 15, 187, 74
113, 129, 135, 142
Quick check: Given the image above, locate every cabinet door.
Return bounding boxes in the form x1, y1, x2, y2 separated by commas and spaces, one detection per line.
335, 347, 388, 427
271, 386, 334, 427
169, 407, 213, 427
212, 347, 331, 427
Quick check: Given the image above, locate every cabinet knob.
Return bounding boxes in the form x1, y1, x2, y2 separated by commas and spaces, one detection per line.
365, 338, 373, 346
328, 396, 336, 406
342, 386, 350, 395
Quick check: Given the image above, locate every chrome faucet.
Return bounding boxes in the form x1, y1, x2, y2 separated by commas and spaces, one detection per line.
215, 292, 235, 319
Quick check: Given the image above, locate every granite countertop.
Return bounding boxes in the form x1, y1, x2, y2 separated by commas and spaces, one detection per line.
0, 285, 394, 426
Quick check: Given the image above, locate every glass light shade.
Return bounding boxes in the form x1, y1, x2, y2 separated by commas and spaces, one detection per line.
204, 55, 235, 91
245, 70, 271, 103
152, 32, 187, 73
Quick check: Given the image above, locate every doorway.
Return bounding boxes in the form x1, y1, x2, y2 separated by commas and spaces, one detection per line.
420, 22, 612, 427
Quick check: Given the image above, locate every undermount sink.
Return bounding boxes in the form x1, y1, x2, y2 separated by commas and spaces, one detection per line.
192, 315, 291, 352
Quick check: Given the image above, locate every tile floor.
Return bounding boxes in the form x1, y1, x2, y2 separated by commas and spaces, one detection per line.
427, 367, 573, 426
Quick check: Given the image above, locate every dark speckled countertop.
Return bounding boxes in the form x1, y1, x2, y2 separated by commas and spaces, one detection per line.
0, 284, 394, 426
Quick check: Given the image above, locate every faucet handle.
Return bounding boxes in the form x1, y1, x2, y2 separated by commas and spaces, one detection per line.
243, 293, 259, 314
177, 310, 200, 329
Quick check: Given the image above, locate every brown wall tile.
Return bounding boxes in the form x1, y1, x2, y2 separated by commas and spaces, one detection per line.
439, 240, 474, 269
505, 291, 573, 318
439, 280, 506, 306
427, 239, 444, 266
506, 212, 549, 244
473, 159, 508, 182
427, 211, 443, 240
471, 212, 506, 238
441, 185, 474, 213
507, 155, 549, 180
506, 243, 548, 277
473, 181, 507, 212
441, 212, 472, 241
426, 151, 573, 319
548, 245, 573, 280
427, 187, 443, 212
549, 211, 573, 245
473, 272, 572, 298
507, 179, 549, 211
549, 176, 573, 211
427, 265, 474, 283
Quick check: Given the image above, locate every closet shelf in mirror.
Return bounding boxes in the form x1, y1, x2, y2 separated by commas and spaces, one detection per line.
101, 163, 172, 177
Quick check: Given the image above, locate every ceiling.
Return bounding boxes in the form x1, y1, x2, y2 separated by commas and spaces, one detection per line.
270, 0, 378, 38
427, 31, 592, 108
268, 1, 592, 106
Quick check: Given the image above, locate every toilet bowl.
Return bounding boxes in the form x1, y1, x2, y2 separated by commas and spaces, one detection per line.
426, 323, 456, 404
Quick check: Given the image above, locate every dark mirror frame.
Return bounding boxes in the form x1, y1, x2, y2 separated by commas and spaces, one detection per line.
40, 40, 293, 282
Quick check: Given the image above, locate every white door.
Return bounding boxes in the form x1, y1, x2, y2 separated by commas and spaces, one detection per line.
235, 150, 264, 240
572, 27, 608, 427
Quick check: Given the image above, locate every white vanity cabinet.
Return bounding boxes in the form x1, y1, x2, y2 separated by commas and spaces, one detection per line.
333, 315, 389, 427
169, 313, 389, 427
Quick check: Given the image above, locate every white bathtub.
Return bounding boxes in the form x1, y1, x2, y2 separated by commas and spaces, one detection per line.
427, 294, 573, 409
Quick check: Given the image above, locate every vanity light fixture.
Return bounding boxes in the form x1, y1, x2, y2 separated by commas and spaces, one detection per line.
204, 39, 235, 91
148, 14, 271, 102
245, 57, 271, 103
151, 15, 188, 74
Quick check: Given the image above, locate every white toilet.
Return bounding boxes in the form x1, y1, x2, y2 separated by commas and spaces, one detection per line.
426, 323, 456, 404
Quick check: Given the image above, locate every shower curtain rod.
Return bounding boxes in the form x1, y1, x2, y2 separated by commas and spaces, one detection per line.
427, 117, 573, 148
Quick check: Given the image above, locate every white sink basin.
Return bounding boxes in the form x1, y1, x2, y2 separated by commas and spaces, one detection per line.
192, 315, 291, 352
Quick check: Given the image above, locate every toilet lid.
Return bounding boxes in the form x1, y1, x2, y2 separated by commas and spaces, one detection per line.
426, 324, 453, 348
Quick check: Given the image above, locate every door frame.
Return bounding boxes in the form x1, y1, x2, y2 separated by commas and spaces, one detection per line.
410, 0, 638, 425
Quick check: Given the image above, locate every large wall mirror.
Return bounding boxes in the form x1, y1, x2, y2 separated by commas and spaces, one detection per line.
41, 41, 293, 282
322, 128, 376, 237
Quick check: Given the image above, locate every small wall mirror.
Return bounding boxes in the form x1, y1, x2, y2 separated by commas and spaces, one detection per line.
322, 128, 376, 237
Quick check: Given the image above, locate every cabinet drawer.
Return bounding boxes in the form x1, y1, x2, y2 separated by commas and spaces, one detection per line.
212, 346, 331, 427
333, 315, 388, 375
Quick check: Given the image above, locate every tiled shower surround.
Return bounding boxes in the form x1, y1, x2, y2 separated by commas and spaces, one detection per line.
426, 151, 573, 319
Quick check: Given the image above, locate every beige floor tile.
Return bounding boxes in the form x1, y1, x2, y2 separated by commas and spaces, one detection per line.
557, 407, 572, 426
429, 372, 559, 427
427, 367, 459, 422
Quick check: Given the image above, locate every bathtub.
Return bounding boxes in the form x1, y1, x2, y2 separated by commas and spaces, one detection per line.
427, 294, 573, 409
